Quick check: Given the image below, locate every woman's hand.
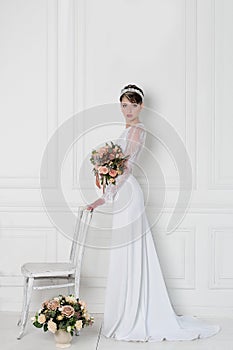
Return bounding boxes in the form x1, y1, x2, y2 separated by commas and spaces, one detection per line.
86, 198, 105, 211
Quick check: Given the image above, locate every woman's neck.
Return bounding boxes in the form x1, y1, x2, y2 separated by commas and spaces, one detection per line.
125, 119, 140, 128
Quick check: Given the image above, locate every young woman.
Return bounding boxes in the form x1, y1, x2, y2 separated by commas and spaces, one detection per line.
86, 84, 220, 342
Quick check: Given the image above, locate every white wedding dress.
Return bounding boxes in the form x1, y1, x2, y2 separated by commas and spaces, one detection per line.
100, 122, 220, 342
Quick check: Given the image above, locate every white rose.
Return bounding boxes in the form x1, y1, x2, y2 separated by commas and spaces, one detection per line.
65, 296, 77, 304
75, 320, 83, 331
67, 326, 72, 332
48, 319, 57, 333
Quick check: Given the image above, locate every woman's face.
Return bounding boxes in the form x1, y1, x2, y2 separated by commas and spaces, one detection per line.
120, 96, 143, 124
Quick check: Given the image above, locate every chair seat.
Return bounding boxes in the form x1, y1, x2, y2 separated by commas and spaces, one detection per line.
21, 262, 76, 278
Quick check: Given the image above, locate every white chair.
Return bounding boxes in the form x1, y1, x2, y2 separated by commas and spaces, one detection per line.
17, 207, 93, 339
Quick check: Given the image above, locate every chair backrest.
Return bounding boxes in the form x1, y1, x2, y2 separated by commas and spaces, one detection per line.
69, 207, 93, 266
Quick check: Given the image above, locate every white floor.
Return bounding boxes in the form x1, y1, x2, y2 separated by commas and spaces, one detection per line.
1, 312, 233, 350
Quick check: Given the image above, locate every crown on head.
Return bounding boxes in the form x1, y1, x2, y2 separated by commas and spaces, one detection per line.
120, 87, 144, 101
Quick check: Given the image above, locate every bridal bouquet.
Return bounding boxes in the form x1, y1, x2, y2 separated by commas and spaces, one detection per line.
31, 294, 94, 336
90, 141, 129, 193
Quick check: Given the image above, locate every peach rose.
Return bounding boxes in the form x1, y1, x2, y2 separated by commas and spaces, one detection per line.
98, 166, 108, 175
42, 300, 49, 308
38, 314, 46, 324
61, 305, 75, 318
47, 300, 60, 311
79, 300, 87, 311
85, 313, 90, 320
109, 169, 117, 177
79, 300, 87, 307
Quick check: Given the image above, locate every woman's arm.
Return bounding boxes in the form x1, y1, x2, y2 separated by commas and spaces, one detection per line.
102, 124, 145, 203
86, 124, 146, 210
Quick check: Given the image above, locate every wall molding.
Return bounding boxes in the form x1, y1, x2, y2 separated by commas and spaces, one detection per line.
0, 0, 59, 189
0, 226, 58, 286
209, 0, 233, 189
209, 226, 233, 289
0, 204, 233, 213
72, 0, 198, 191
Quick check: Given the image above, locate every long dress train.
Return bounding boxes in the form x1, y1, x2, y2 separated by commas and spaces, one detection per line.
100, 122, 220, 342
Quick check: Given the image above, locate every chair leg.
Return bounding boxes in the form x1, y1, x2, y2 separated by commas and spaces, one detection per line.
17, 277, 34, 340
74, 209, 92, 299
74, 273, 80, 299
17, 276, 28, 326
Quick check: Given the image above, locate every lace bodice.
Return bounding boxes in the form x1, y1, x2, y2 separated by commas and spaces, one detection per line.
102, 122, 146, 203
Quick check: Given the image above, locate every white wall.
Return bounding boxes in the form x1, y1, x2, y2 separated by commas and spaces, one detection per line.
0, 0, 233, 317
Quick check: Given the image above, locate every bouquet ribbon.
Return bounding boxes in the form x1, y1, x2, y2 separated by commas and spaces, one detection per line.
95, 173, 101, 189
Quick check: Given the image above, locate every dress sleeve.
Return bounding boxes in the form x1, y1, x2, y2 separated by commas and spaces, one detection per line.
102, 125, 146, 203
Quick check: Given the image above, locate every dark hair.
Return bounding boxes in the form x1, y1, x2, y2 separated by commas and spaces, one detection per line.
120, 84, 144, 104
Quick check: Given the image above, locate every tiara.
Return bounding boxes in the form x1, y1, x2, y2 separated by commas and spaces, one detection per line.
120, 87, 144, 100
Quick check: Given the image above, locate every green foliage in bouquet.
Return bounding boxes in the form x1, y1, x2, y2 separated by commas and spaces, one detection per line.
31, 294, 94, 336
90, 141, 129, 192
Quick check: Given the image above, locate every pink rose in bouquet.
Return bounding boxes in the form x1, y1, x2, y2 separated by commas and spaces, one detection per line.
90, 141, 129, 193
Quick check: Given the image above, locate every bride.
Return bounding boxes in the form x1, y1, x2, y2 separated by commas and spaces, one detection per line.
86, 84, 220, 342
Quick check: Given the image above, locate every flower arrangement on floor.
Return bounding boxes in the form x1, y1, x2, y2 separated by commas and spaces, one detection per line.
90, 141, 129, 193
32, 294, 94, 336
